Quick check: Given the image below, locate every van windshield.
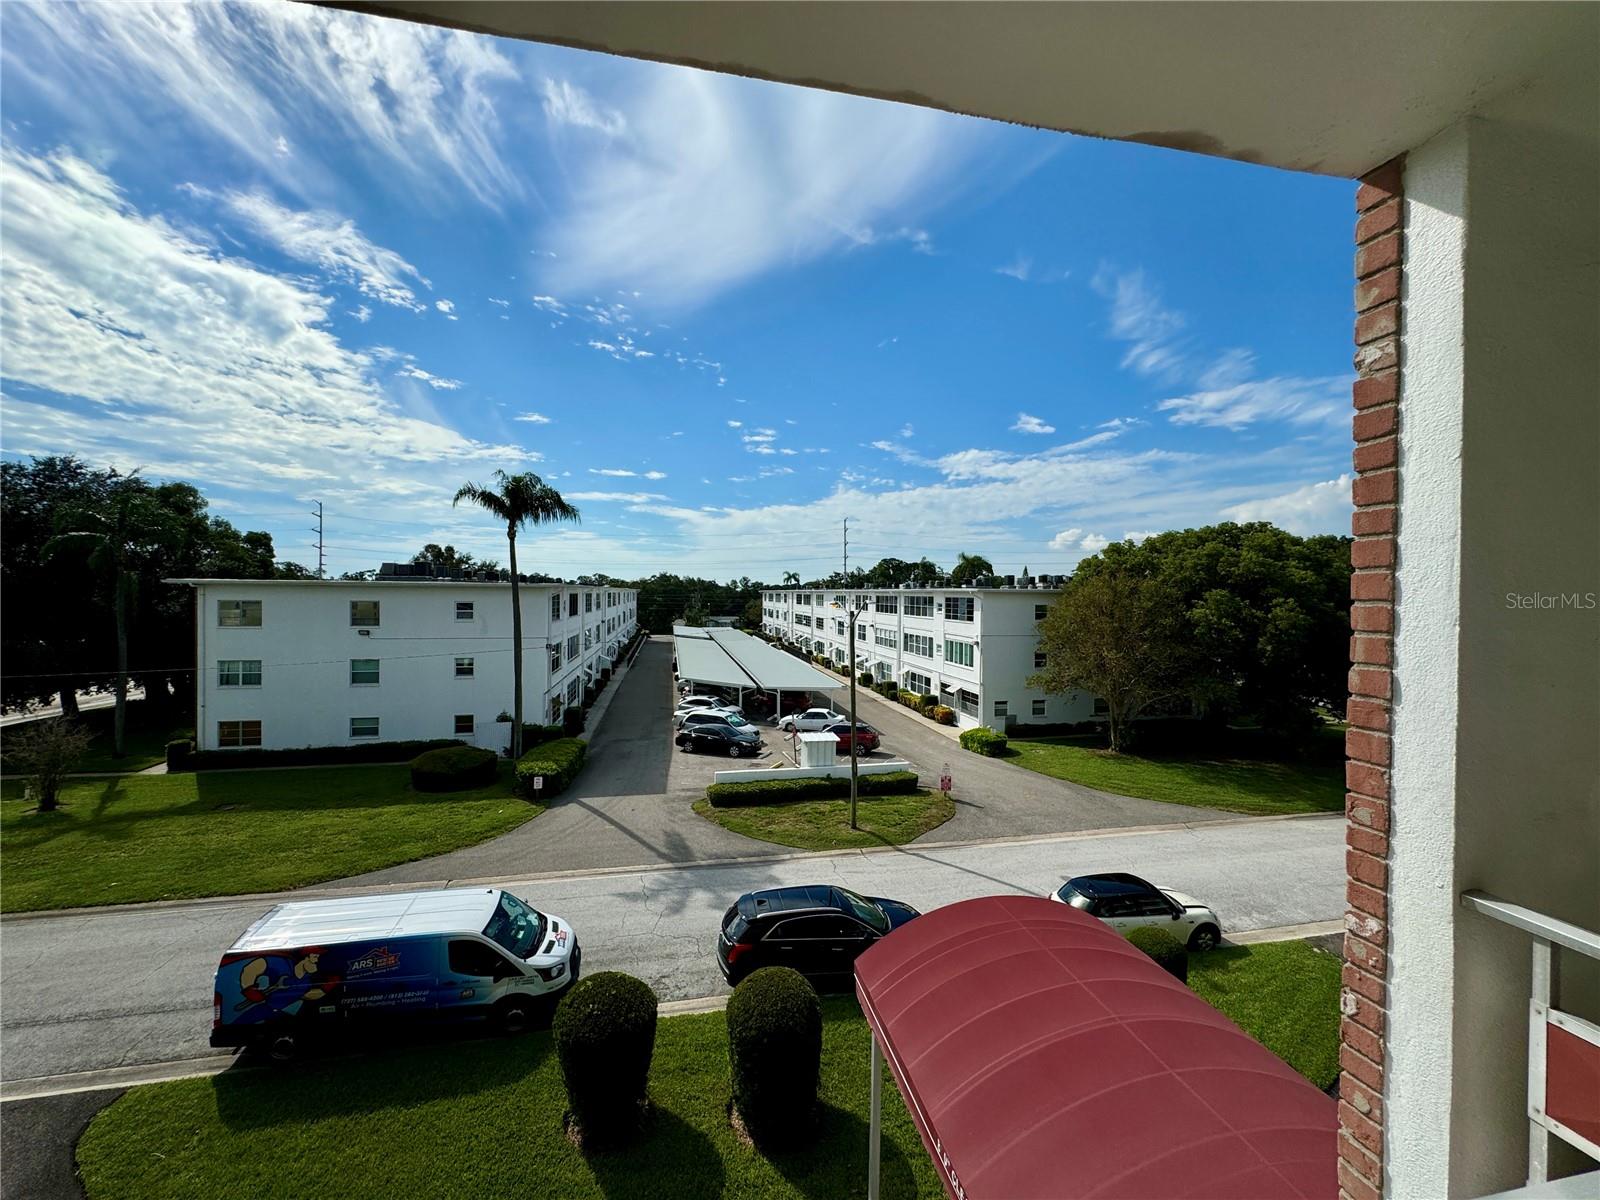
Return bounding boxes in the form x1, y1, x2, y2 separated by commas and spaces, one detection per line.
482, 892, 546, 959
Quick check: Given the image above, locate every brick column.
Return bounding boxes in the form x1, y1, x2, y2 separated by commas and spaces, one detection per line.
1340, 156, 1403, 1200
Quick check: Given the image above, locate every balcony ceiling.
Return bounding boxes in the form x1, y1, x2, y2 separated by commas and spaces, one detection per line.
333, 1, 1594, 177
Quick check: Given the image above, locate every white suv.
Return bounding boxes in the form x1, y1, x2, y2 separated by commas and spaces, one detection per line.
779, 707, 847, 732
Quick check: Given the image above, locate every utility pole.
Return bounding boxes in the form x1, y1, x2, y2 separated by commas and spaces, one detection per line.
309, 501, 325, 578
844, 516, 861, 829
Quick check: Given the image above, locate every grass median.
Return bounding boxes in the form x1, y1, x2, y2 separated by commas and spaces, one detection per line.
1003, 730, 1344, 815
0, 763, 539, 912
1189, 939, 1342, 1088
692, 789, 955, 851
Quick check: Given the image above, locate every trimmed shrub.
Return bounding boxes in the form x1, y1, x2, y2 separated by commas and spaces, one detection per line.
706, 770, 920, 808
562, 705, 586, 737
857, 672, 874, 688
932, 705, 956, 725
186, 738, 465, 771
514, 723, 567, 755
1127, 926, 1189, 982
877, 682, 899, 700
959, 727, 1009, 756
897, 690, 924, 712
727, 967, 822, 1147
409, 745, 498, 792
514, 737, 587, 798
552, 972, 658, 1146
165, 738, 195, 771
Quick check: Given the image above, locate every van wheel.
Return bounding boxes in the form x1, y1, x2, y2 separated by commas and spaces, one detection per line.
264, 1031, 300, 1065
495, 997, 535, 1036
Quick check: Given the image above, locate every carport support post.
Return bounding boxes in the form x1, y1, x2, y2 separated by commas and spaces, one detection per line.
868, 1029, 883, 1200
848, 599, 861, 829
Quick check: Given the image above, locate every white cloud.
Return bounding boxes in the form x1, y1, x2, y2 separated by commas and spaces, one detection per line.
2, 2, 524, 207
642, 470, 667, 480
515, 412, 552, 424
435, 299, 455, 314
899, 423, 914, 438
0, 147, 520, 516
349, 304, 372, 323
1123, 530, 1160, 544
567, 490, 667, 503
395, 362, 462, 390
1097, 416, 1146, 431
1079, 533, 1111, 552
541, 78, 626, 137
1158, 376, 1348, 430
995, 255, 1031, 281
536, 66, 983, 306
1198, 348, 1257, 390
1094, 267, 1188, 381
589, 468, 639, 477
1221, 474, 1353, 534
1048, 528, 1084, 550
726, 420, 743, 428
1012, 412, 1055, 435
216, 189, 430, 311
742, 433, 776, 445
531, 295, 567, 318
759, 466, 795, 477
488, 297, 511, 308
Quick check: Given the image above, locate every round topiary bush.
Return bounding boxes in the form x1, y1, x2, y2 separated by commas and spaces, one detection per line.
552, 971, 659, 1147
408, 745, 497, 792
726, 966, 822, 1148
1126, 925, 1189, 982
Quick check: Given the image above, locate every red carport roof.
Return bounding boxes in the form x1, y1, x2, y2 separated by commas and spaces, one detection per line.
854, 895, 1336, 1200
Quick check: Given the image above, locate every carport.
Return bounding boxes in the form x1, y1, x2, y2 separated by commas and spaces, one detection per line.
854, 895, 1336, 1199
672, 626, 840, 721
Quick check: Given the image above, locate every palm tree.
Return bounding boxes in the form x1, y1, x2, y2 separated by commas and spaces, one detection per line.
782, 571, 800, 586
453, 471, 580, 758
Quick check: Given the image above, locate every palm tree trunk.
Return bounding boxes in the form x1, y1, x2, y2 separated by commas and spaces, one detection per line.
57, 683, 80, 719
113, 571, 129, 757
508, 529, 523, 759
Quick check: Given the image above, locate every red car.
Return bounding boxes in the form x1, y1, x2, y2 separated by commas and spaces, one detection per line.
822, 721, 880, 755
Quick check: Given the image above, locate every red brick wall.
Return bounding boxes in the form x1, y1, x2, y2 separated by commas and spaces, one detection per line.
1341, 156, 1403, 1200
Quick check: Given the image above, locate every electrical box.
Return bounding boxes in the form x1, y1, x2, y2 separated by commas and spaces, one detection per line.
796, 731, 837, 769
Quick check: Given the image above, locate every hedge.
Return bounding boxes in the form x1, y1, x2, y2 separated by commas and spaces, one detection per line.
553, 972, 658, 1146
706, 770, 920, 808
562, 705, 585, 737
513, 737, 587, 798
875, 682, 898, 700
1127, 925, 1189, 982
932, 705, 956, 725
897, 690, 925, 712
727, 967, 822, 1147
510, 723, 567, 754
409, 745, 499, 792
165, 739, 194, 770
959, 727, 1009, 756
857, 672, 874, 688
175, 738, 467, 772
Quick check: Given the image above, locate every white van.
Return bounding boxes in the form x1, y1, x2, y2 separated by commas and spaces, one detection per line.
211, 887, 580, 1060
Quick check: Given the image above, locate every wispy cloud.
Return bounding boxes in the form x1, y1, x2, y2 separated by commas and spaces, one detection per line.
568, 490, 668, 503
1012, 412, 1055, 435
515, 412, 552, 424
1158, 377, 1348, 430
541, 78, 626, 137
588, 467, 667, 480
995, 255, 1032, 281
1094, 266, 1188, 381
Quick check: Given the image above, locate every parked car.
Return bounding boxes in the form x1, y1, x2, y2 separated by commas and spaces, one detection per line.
779, 707, 847, 732
676, 722, 763, 757
673, 702, 742, 726
678, 710, 759, 734
821, 721, 880, 755
1048, 872, 1222, 951
676, 694, 741, 715
210, 887, 579, 1061
717, 885, 921, 985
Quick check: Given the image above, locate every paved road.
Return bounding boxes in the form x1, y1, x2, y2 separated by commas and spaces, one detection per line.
0, 814, 1341, 1088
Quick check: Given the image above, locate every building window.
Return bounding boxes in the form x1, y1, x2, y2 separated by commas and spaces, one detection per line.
550, 643, 562, 671
217, 599, 261, 627
454, 657, 474, 678
350, 716, 380, 739
350, 658, 380, 686
456, 601, 474, 621
583, 630, 592, 650
1034, 651, 1047, 669
565, 635, 579, 659
549, 696, 563, 723
217, 659, 261, 687
568, 592, 579, 617
551, 593, 562, 622
874, 629, 896, 649
566, 677, 581, 703
1092, 697, 1110, 717
874, 594, 898, 613
903, 633, 934, 658
217, 719, 261, 748
946, 596, 975, 622
585, 592, 593, 613
835, 620, 846, 635
958, 689, 980, 717
454, 714, 474, 735
349, 600, 380, 627
904, 670, 932, 695
1032, 699, 1048, 718
1034, 604, 1049, 621
904, 594, 934, 618
944, 639, 975, 668
994, 700, 1009, 718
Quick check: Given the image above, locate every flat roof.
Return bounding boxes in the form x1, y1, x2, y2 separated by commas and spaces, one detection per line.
166, 578, 632, 590
228, 887, 502, 952
763, 586, 1062, 595
672, 626, 840, 693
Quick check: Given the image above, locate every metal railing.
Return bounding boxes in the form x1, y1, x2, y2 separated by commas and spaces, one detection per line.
1460, 890, 1600, 1186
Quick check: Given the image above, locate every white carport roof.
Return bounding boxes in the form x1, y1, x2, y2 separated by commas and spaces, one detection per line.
672, 626, 841, 693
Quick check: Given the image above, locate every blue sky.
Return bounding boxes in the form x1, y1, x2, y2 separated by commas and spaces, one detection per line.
0, 3, 1354, 581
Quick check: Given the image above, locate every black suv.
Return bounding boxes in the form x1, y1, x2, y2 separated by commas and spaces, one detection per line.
717, 885, 921, 985
676, 722, 762, 757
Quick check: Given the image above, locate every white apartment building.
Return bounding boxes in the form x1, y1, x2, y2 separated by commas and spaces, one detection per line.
761, 585, 1098, 731
172, 578, 637, 752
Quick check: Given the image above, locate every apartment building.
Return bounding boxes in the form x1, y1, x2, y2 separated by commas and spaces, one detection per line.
761, 585, 1096, 731
172, 577, 637, 752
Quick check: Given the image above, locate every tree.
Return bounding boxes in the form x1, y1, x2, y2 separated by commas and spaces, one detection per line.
909, 557, 942, 586
681, 593, 710, 628
454, 470, 580, 758
5, 718, 92, 812
740, 597, 764, 629
781, 571, 800, 586
949, 553, 995, 587
864, 558, 915, 588
412, 543, 498, 575
1029, 566, 1193, 752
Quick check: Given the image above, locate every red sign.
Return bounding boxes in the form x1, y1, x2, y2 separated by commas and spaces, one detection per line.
939, 769, 952, 793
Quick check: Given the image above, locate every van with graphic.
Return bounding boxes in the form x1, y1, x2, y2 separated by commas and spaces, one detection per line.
211, 887, 580, 1060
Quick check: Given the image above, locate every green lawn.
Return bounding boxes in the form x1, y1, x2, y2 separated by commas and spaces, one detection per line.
1004, 733, 1344, 815
2, 698, 191, 774
692, 791, 955, 851
0, 764, 540, 912
77, 996, 946, 1200
1190, 940, 1342, 1088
